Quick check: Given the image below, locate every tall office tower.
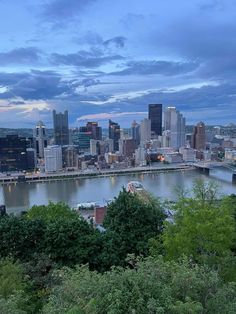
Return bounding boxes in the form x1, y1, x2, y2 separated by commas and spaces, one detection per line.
148, 104, 162, 137
90, 139, 101, 155
109, 120, 120, 152
119, 138, 136, 157
44, 145, 62, 173
62, 146, 78, 169
131, 120, 140, 147
140, 118, 151, 144
53, 110, 69, 146
164, 107, 186, 149
86, 122, 102, 140
192, 122, 206, 150
0, 135, 29, 171
34, 121, 48, 158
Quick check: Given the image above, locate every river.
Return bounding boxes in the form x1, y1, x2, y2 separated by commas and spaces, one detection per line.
0, 167, 236, 214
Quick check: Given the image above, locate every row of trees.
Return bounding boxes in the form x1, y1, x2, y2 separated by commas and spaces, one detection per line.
0, 180, 236, 313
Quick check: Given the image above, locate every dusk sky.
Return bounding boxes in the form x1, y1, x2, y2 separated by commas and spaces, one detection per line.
0, 0, 235, 128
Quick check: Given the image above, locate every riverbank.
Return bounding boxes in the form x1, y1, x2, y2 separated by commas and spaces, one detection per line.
0, 164, 193, 185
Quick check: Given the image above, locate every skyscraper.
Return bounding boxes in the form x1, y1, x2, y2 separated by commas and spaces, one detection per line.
34, 121, 47, 158
131, 120, 140, 147
86, 122, 102, 140
44, 145, 62, 173
0, 135, 29, 171
140, 118, 151, 144
53, 110, 69, 146
164, 107, 186, 149
192, 122, 206, 150
109, 120, 120, 152
148, 104, 162, 137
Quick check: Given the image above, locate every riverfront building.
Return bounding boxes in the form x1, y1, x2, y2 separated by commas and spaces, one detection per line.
44, 145, 62, 173
0, 135, 31, 172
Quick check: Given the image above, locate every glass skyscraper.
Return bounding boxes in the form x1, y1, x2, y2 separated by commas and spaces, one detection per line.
53, 110, 69, 146
148, 104, 162, 136
109, 120, 120, 152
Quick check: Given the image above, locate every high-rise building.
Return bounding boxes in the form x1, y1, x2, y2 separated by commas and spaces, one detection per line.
148, 104, 162, 137
44, 145, 62, 173
62, 146, 78, 169
0, 135, 30, 171
53, 110, 69, 146
34, 121, 48, 158
90, 139, 101, 155
140, 118, 151, 144
109, 120, 120, 152
131, 120, 140, 147
119, 138, 136, 157
164, 107, 186, 149
26, 148, 37, 170
86, 122, 102, 140
192, 122, 206, 150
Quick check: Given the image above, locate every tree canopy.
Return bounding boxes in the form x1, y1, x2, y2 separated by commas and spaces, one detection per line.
43, 256, 236, 314
102, 188, 166, 266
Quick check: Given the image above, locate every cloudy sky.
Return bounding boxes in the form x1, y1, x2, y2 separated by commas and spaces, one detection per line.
0, 0, 235, 128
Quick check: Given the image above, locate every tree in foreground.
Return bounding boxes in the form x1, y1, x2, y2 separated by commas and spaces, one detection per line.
102, 188, 166, 267
0, 259, 28, 314
43, 256, 236, 314
26, 202, 77, 223
162, 180, 236, 279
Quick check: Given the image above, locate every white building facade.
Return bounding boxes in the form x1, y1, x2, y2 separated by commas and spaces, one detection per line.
140, 118, 151, 144
164, 107, 186, 149
44, 145, 62, 173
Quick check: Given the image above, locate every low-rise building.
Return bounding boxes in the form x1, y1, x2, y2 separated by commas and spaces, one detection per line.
179, 147, 196, 162
225, 149, 236, 162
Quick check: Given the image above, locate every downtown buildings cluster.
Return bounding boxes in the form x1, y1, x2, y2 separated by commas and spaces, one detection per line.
0, 104, 236, 174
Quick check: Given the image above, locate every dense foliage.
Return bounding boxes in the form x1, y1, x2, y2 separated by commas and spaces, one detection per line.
101, 188, 166, 268
0, 181, 235, 313
44, 257, 236, 314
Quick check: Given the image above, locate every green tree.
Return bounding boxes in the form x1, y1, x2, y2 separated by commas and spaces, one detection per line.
0, 215, 46, 261
43, 257, 236, 314
102, 189, 166, 267
162, 181, 236, 275
44, 216, 101, 267
0, 259, 26, 299
0, 259, 28, 314
27, 202, 77, 223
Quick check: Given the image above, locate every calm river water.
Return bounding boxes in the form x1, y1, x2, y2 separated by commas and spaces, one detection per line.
0, 168, 236, 214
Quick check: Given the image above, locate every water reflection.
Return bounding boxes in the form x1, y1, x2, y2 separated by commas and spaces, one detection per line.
0, 169, 236, 213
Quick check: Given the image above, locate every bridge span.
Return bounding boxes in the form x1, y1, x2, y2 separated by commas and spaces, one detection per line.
193, 162, 236, 183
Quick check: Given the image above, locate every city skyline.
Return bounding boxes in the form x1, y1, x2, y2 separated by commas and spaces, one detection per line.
0, 0, 236, 127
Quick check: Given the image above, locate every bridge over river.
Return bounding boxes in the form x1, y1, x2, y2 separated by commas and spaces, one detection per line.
193, 162, 236, 183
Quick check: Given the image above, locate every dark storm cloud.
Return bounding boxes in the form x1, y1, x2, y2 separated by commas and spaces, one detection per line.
50, 49, 124, 67
74, 32, 127, 49
103, 36, 127, 48
110, 60, 199, 76
78, 78, 100, 87
0, 47, 41, 65
42, 0, 96, 20
0, 70, 74, 100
